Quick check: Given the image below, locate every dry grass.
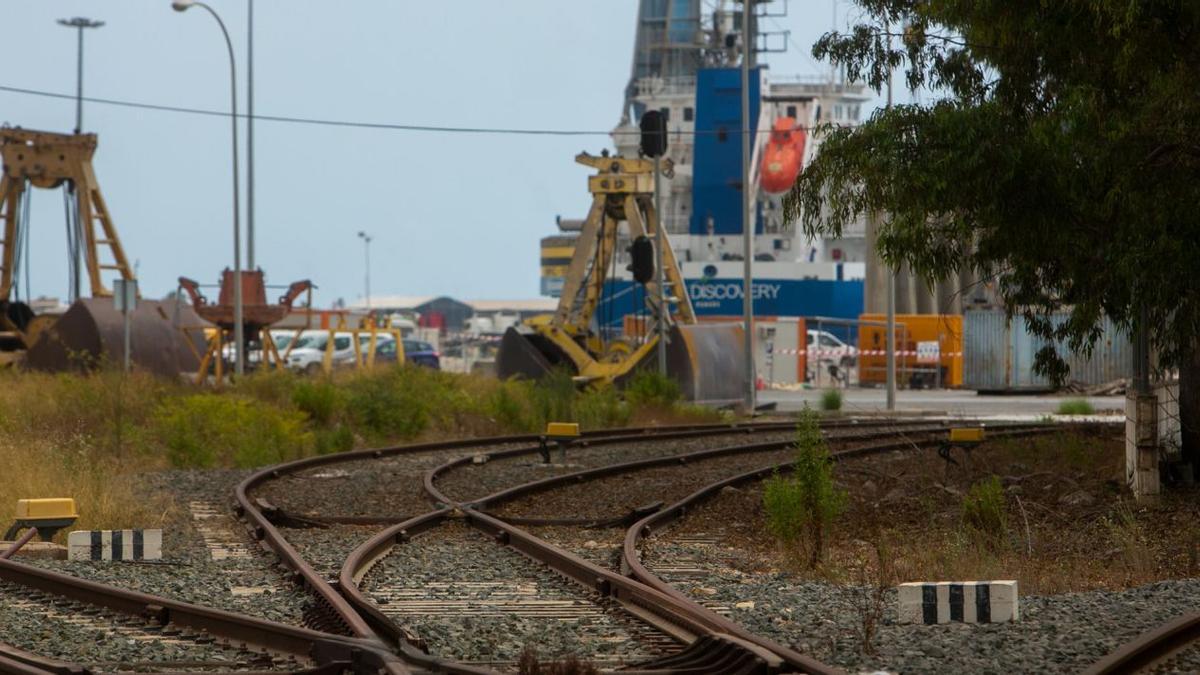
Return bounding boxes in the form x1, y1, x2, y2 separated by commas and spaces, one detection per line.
676, 427, 1198, 595
0, 366, 720, 536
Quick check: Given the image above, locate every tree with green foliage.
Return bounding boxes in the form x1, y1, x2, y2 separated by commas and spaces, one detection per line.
786, 2, 1200, 461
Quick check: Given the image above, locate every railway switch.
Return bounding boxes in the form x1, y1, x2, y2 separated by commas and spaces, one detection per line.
4, 498, 79, 541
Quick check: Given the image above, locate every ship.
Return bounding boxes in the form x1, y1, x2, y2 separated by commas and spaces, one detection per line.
540, 0, 873, 333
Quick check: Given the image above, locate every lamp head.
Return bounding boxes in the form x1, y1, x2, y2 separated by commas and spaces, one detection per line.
171, 0, 195, 12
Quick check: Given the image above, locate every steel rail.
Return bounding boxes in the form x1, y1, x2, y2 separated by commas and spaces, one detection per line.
235, 420, 842, 672
0, 643, 88, 675
339, 421, 1001, 674
460, 421, 999, 512
0, 556, 403, 671
423, 418, 939, 507
622, 426, 1055, 607
1083, 612, 1200, 674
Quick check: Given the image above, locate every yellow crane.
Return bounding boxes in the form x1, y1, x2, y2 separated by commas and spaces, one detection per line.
497, 151, 745, 403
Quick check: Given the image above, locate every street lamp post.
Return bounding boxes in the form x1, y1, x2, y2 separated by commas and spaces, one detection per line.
740, 0, 756, 411
172, 0, 244, 376
358, 231, 373, 311
57, 17, 104, 135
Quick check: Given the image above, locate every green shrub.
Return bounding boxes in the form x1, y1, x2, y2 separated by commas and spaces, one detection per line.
962, 475, 1008, 547
763, 409, 846, 567
234, 369, 298, 407
528, 369, 578, 428
292, 379, 340, 425
487, 379, 535, 432
341, 369, 430, 441
1057, 398, 1095, 415
624, 371, 682, 407
576, 387, 631, 430
819, 388, 843, 411
314, 425, 355, 455
155, 394, 312, 468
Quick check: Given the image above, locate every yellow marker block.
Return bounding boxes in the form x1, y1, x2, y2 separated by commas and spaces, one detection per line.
15, 498, 78, 520
545, 422, 581, 438
949, 428, 985, 443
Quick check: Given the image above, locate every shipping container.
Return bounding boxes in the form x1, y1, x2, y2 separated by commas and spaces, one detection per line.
963, 309, 1133, 392
857, 313, 964, 388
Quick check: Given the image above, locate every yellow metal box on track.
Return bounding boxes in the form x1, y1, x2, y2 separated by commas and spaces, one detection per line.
15, 498, 78, 520
949, 428, 985, 443
545, 422, 581, 438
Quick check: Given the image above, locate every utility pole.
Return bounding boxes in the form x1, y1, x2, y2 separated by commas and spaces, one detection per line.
884, 24, 897, 411
741, 0, 756, 411
246, 0, 256, 271
58, 17, 103, 303
358, 231, 373, 311
57, 17, 104, 134
654, 155, 667, 375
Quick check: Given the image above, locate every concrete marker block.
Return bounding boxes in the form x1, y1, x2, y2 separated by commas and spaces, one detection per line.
897, 580, 1019, 624
68, 529, 162, 561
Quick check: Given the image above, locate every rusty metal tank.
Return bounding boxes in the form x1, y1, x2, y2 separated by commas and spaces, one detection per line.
24, 297, 209, 378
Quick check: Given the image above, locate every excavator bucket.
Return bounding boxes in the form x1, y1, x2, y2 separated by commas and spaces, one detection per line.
495, 326, 566, 381
24, 298, 209, 377
498, 322, 747, 405
663, 322, 747, 405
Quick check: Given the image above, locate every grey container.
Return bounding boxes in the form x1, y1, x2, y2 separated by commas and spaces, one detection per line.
964, 309, 1133, 392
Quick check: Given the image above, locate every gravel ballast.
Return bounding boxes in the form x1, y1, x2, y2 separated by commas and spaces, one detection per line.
362, 521, 679, 668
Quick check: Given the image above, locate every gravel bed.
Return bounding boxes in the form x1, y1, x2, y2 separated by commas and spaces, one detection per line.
278, 524, 380, 579
523, 525, 627, 571
252, 444, 529, 519
645, 536, 1200, 674
436, 430, 800, 503
361, 521, 679, 668
493, 447, 798, 521
0, 580, 302, 670
26, 470, 310, 627
1153, 639, 1200, 674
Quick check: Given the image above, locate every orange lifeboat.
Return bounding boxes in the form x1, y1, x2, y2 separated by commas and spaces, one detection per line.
759, 117, 807, 195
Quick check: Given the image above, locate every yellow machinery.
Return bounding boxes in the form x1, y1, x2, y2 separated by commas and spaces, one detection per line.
0, 128, 203, 374
496, 152, 745, 403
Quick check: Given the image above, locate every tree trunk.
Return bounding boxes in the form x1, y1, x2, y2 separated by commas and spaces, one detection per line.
1179, 348, 1200, 472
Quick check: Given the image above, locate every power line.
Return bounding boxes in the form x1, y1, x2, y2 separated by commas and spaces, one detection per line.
0, 83, 842, 137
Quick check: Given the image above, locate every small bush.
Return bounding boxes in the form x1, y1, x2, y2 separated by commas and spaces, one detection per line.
341, 369, 430, 441
487, 379, 535, 432
528, 369, 578, 428
763, 409, 847, 567
576, 386, 631, 430
155, 394, 312, 468
819, 388, 843, 411
962, 475, 1008, 547
624, 371, 682, 407
1057, 398, 1095, 415
314, 425, 355, 455
292, 379, 340, 425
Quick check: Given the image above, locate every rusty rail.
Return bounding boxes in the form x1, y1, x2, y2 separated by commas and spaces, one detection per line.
1083, 613, 1200, 674
0, 556, 402, 671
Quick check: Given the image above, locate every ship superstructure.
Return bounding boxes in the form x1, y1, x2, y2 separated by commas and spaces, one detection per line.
541, 1, 872, 329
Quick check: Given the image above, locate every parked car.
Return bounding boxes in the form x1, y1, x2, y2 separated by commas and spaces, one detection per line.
358, 338, 439, 369
288, 332, 388, 374
807, 329, 858, 368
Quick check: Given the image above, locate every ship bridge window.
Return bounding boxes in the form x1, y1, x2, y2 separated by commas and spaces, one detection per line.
683, 107, 693, 122
660, 107, 670, 121
786, 105, 797, 118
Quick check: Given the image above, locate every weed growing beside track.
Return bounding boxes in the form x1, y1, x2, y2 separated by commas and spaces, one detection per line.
0, 366, 721, 534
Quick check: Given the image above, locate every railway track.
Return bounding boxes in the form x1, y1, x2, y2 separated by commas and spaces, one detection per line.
5, 417, 1065, 673
1085, 613, 1200, 674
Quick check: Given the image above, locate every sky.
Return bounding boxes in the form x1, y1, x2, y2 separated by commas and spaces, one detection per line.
1, 1, 885, 307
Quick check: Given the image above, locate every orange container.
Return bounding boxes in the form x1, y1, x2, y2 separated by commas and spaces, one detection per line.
857, 313, 963, 388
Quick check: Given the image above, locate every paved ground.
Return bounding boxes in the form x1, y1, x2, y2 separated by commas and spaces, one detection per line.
760, 387, 1125, 418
